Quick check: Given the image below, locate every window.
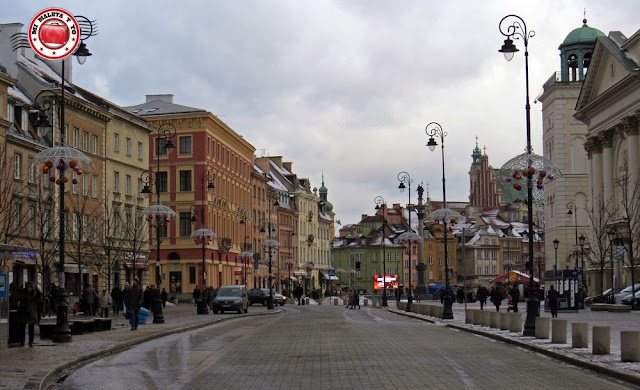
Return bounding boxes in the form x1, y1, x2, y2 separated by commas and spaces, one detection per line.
394, 253, 400, 261
189, 267, 196, 284
387, 253, 392, 262
28, 203, 36, 236
92, 135, 98, 154
125, 175, 131, 196
158, 224, 168, 238
28, 157, 35, 183
92, 217, 100, 243
72, 213, 78, 240
82, 174, 88, 196
114, 133, 120, 152
126, 137, 132, 156
137, 142, 143, 160
73, 127, 79, 147
438, 257, 443, 266
156, 138, 168, 156
137, 178, 143, 198
113, 171, 120, 193
157, 172, 168, 192
372, 252, 377, 262
82, 131, 88, 151
179, 170, 192, 191
12, 202, 21, 232
428, 271, 433, 280
180, 212, 192, 236
428, 256, 433, 265
92, 175, 98, 198
13, 153, 21, 180
72, 171, 78, 195
82, 215, 88, 241
179, 136, 192, 154
477, 266, 482, 274
43, 207, 51, 236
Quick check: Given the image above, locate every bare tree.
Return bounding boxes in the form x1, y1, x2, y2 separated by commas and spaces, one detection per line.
585, 194, 616, 296
0, 146, 29, 272
613, 165, 640, 302
66, 181, 103, 296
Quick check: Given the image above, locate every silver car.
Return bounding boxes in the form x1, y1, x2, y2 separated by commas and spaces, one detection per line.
212, 285, 248, 314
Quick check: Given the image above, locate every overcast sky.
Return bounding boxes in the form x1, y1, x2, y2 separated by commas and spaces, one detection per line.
4, 1, 640, 227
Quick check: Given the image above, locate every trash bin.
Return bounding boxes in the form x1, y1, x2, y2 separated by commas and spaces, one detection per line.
138, 308, 150, 325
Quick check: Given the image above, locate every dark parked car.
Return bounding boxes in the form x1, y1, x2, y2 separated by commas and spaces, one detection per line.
212, 285, 248, 314
614, 283, 640, 303
584, 288, 622, 306
622, 289, 640, 307
248, 288, 285, 306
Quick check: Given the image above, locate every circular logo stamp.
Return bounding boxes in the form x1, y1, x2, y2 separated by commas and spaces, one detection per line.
28, 8, 79, 61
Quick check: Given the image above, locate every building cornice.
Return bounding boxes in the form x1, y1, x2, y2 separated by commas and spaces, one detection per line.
574, 75, 640, 122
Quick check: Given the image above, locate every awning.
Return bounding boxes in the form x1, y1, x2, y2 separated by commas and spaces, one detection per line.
294, 271, 307, 276
63, 264, 90, 274
322, 272, 339, 281
289, 276, 297, 281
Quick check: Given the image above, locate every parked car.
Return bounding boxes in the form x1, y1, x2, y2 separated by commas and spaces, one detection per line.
584, 288, 622, 306
248, 288, 285, 306
621, 289, 640, 307
212, 285, 248, 314
614, 283, 640, 303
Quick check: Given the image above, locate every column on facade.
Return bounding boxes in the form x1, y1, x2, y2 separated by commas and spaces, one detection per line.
624, 114, 640, 187
586, 137, 604, 205
601, 130, 615, 209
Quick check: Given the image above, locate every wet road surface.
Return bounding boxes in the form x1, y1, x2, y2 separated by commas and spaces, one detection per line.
61, 305, 638, 390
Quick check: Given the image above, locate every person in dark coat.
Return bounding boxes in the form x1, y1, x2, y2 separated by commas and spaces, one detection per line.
143, 285, 151, 309
294, 285, 303, 305
17, 282, 43, 347
193, 286, 201, 306
111, 285, 122, 315
161, 288, 168, 308
490, 287, 502, 312
456, 288, 464, 304
125, 279, 143, 330
509, 284, 521, 313
547, 285, 559, 318
83, 284, 96, 316
477, 286, 489, 310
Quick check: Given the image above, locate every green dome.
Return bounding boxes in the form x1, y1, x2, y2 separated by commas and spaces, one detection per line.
325, 201, 333, 213
561, 20, 605, 46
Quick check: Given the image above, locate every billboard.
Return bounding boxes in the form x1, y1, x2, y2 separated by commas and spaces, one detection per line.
373, 274, 398, 290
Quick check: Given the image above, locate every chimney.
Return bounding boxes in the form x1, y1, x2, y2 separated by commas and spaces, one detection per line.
145, 94, 174, 103
282, 162, 293, 173
0, 23, 24, 78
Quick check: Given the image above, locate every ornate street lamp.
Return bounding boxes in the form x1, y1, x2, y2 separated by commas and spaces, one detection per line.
374, 196, 388, 307
579, 234, 586, 299
140, 123, 177, 324
189, 169, 216, 314
398, 170, 420, 309
553, 239, 560, 275
259, 195, 280, 309
608, 230, 616, 303
425, 122, 462, 320
239, 211, 252, 287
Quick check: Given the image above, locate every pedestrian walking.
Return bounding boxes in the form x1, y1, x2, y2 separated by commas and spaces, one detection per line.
509, 284, 521, 313
99, 289, 112, 317
161, 288, 168, 308
477, 286, 488, 310
125, 279, 143, 330
193, 286, 201, 306
353, 290, 360, 309
83, 284, 96, 316
294, 285, 303, 305
111, 285, 122, 315
121, 283, 130, 315
547, 285, 559, 318
490, 287, 502, 312
17, 282, 43, 347
346, 290, 354, 309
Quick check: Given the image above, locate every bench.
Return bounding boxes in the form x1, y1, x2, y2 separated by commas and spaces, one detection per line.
591, 303, 632, 312
93, 317, 112, 331
39, 322, 56, 339
71, 318, 96, 334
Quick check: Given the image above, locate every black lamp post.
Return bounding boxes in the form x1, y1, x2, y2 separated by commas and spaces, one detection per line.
239, 214, 252, 287
32, 29, 96, 342
259, 196, 280, 310
579, 234, 586, 298
189, 169, 216, 315
425, 121, 456, 320
498, 14, 539, 336
374, 196, 388, 307
608, 230, 616, 303
397, 171, 421, 312
141, 123, 177, 324
553, 239, 559, 275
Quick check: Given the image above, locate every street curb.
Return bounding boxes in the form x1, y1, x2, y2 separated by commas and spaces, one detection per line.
388, 309, 640, 388
38, 310, 282, 390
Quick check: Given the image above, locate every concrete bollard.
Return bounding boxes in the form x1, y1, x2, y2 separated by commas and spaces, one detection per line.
592, 326, 610, 355
472, 310, 482, 325
428, 305, 435, 317
305, 297, 310, 305
363, 299, 369, 307
535, 317, 550, 339
572, 322, 589, 348
434, 306, 443, 318
490, 312, 500, 328
621, 331, 640, 362
482, 310, 491, 327
333, 297, 339, 305
510, 312, 523, 333
465, 309, 473, 324
500, 312, 510, 330
551, 319, 567, 344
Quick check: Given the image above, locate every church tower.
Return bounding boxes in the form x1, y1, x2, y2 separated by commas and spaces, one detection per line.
538, 18, 604, 271
468, 138, 502, 208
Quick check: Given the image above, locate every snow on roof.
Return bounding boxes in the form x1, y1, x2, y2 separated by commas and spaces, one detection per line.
269, 159, 292, 176
8, 85, 32, 105
18, 54, 60, 85
254, 164, 265, 175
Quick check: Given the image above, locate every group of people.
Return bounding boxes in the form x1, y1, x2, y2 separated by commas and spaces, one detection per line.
345, 289, 360, 309
192, 286, 218, 311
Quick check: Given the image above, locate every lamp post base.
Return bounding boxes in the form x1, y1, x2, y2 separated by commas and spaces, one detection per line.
406, 294, 413, 312
196, 298, 209, 314
52, 287, 72, 343
523, 284, 539, 336
151, 293, 165, 324
381, 293, 388, 307
442, 288, 454, 319
267, 295, 275, 310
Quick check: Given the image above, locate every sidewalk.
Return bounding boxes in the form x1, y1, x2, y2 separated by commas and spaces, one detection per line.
388, 300, 640, 387
0, 304, 279, 390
